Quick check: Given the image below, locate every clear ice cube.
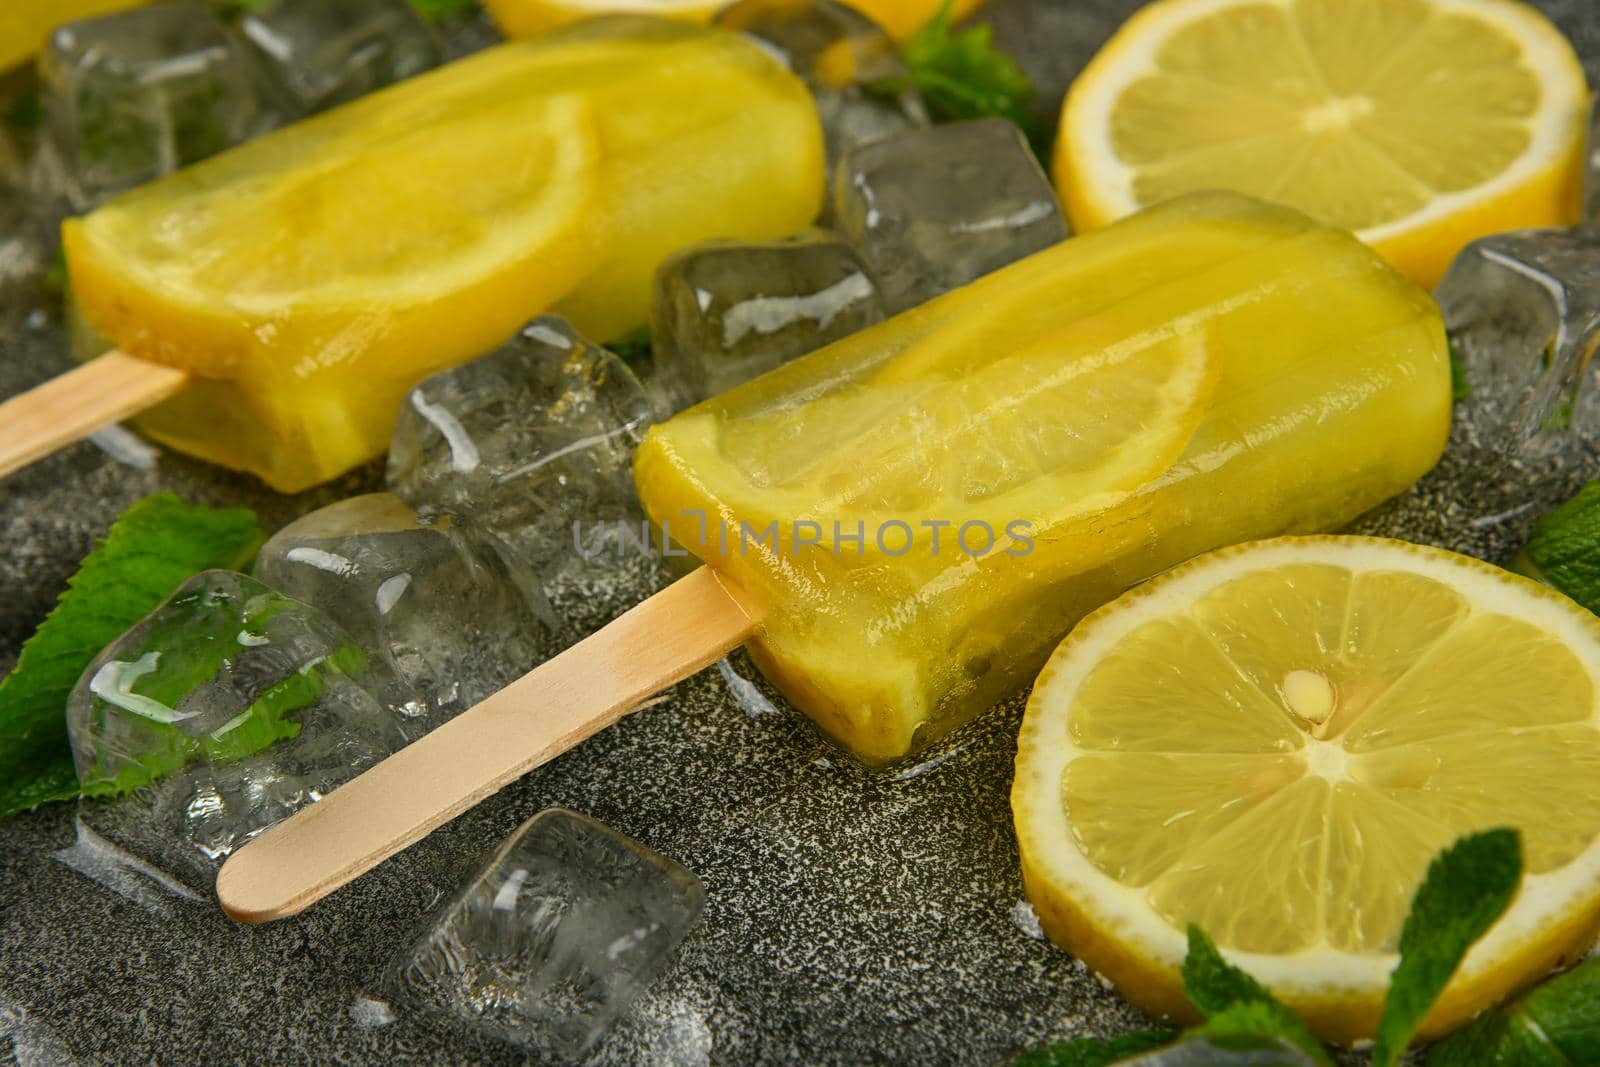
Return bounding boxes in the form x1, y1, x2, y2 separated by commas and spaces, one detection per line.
1355, 227, 1600, 559
393, 807, 703, 1060
255, 493, 554, 730
1437, 228, 1600, 458
66, 571, 408, 884
1118, 1035, 1319, 1066
650, 232, 886, 409
386, 316, 656, 595
0, 173, 47, 306
239, 0, 442, 116
715, 0, 927, 164
34, 3, 287, 214
832, 118, 1067, 312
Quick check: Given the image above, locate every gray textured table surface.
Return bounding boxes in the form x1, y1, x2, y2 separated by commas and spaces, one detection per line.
4, 1, 1600, 1064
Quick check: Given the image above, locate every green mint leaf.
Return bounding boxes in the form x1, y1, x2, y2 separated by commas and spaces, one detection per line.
604, 327, 653, 365
1426, 957, 1598, 1066
1372, 829, 1523, 1067
1012, 1029, 1175, 1066
1515, 481, 1600, 613
74, 576, 369, 795
209, 0, 273, 16
0, 495, 263, 818
6, 89, 40, 132
894, 0, 1045, 155
1428, 957, 1600, 1066
1522, 957, 1600, 1065
44, 247, 68, 296
1542, 398, 1575, 433
1426, 1012, 1565, 1067
1181, 926, 1332, 1066
1447, 341, 1470, 400
405, 0, 479, 21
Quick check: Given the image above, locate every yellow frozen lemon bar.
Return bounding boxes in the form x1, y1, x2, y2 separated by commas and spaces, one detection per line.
634, 191, 1451, 763
64, 18, 823, 491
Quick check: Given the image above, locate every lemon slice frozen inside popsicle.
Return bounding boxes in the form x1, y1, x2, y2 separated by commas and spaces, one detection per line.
709, 324, 1218, 530
66, 91, 600, 375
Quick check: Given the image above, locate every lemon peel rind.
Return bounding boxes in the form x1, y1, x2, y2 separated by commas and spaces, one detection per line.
1013, 535, 1600, 1043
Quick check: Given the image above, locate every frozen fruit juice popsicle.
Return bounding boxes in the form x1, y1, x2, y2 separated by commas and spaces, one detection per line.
215, 192, 1449, 921
61, 18, 823, 492
633, 191, 1452, 763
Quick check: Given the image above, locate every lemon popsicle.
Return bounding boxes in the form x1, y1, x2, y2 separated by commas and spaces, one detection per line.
634, 191, 1452, 763
60, 18, 823, 492
216, 192, 1448, 919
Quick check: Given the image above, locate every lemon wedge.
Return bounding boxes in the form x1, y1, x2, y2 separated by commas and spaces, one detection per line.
1055, 0, 1589, 285
1014, 536, 1600, 1043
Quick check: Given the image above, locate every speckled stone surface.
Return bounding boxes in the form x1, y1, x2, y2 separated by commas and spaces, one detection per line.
3, 2, 1600, 1064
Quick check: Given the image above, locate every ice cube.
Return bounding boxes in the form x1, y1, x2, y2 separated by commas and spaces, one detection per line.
239, 0, 442, 116
255, 493, 554, 729
651, 232, 886, 410
1357, 226, 1600, 558
715, 0, 927, 164
1436, 228, 1600, 458
33, 3, 287, 214
393, 807, 703, 1060
832, 118, 1066, 312
67, 571, 408, 883
0, 176, 47, 303
387, 316, 656, 592
1117, 1035, 1319, 1066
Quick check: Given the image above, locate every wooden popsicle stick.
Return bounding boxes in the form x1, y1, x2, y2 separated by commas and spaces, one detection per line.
0, 351, 188, 478
216, 565, 758, 924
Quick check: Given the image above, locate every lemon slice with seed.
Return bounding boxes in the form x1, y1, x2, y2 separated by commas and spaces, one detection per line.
1013, 536, 1600, 1044
1056, 0, 1589, 285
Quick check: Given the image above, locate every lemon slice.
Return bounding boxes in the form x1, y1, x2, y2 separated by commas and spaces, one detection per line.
66, 91, 601, 358
843, 0, 984, 40
1056, 0, 1589, 286
1014, 536, 1600, 1044
485, 0, 979, 41
718, 326, 1217, 528
485, 0, 725, 38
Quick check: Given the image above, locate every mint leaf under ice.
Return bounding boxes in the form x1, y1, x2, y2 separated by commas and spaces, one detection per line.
0, 494, 263, 817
